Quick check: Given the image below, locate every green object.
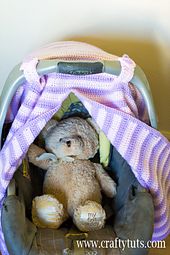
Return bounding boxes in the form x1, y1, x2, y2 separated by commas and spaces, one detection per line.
53, 93, 79, 121
99, 131, 111, 167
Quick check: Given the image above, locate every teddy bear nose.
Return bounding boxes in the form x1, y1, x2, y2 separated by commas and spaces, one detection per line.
66, 140, 71, 147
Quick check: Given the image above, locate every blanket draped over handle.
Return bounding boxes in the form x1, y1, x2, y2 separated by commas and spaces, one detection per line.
0, 42, 170, 255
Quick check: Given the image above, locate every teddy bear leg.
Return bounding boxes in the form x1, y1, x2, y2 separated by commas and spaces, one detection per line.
32, 194, 68, 228
73, 200, 106, 232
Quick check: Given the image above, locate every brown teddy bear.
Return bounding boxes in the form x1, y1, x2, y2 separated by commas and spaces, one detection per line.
28, 117, 116, 232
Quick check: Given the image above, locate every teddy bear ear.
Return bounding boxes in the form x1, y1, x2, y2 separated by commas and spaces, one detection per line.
41, 119, 58, 138
86, 118, 100, 134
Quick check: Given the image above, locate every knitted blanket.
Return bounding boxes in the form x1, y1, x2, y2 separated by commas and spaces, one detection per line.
0, 42, 170, 254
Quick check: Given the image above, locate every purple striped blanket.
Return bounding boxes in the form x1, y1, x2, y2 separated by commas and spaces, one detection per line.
0, 42, 170, 254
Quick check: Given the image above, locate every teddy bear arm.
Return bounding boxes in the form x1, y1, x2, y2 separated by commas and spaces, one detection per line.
27, 144, 50, 170
94, 163, 117, 198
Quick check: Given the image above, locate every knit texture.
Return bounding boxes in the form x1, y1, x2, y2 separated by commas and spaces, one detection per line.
0, 41, 170, 254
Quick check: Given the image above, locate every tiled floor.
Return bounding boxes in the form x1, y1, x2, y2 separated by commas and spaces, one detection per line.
149, 235, 170, 255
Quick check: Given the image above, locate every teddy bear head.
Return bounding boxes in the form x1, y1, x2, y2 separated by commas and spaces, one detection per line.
38, 117, 99, 162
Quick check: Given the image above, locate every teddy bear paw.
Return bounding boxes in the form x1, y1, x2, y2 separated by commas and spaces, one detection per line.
32, 194, 67, 228
73, 200, 106, 232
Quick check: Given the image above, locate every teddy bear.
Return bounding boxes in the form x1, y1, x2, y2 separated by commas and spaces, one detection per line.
27, 117, 116, 232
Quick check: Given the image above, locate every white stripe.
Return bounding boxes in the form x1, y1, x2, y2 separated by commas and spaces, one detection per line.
154, 202, 167, 219
40, 92, 65, 102
37, 119, 47, 131
12, 137, 23, 159
0, 158, 3, 174
31, 106, 48, 116
19, 104, 32, 116
107, 114, 122, 143
118, 121, 137, 156
120, 106, 133, 115
23, 127, 35, 145
12, 119, 23, 130
5, 146, 10, 161
152, 143, 169, 194
141, 136, 161, 183
108, 92, 138, 112
82, 101, 92, 115
109, 91, 124, 101
129, 129, 150, 170
153, 148, 170, 207
162, 147, 170, 184
8, 165, 16, 178
0, 177, 8, 191
26, 90, 38, 101
154, 192, 165, 207
2, 147, 11, 173
96, 108, 107, 129
5, 132, 13, 144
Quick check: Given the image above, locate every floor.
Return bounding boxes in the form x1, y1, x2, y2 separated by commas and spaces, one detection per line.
149, 235, 170, 255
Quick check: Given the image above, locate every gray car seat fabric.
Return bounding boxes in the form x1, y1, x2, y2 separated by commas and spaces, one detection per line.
1, 168, 37, 255
109, 146, 154, 255
2, 195, 37, 255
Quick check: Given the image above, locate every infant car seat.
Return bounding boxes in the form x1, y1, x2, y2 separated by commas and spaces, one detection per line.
0, 42, 157, 255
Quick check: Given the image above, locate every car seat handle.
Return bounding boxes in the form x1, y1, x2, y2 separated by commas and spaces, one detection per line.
0, 59, 157, 148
